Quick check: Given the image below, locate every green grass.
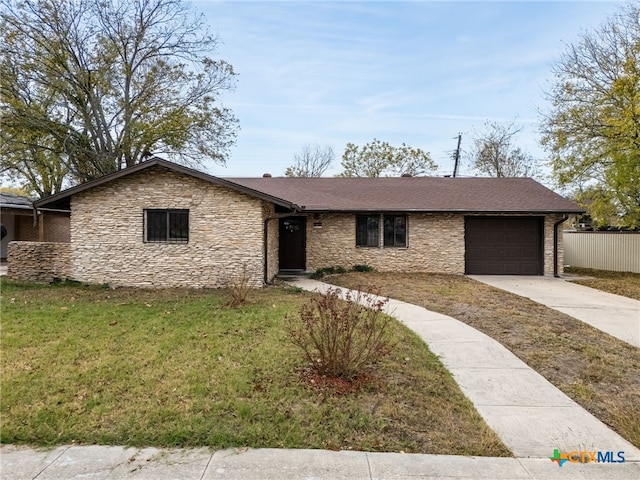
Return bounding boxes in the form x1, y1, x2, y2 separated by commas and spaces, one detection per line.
0, 279, 509, 456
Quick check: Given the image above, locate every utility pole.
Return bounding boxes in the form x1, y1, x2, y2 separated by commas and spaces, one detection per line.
452, 133, 462, 177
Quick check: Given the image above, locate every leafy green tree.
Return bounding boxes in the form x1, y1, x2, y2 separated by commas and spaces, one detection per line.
284, 144, 335, 177
1, 0, 238, 194
339, 139, 437, 177
541, 2, 640, 228
468, 120, 540, 178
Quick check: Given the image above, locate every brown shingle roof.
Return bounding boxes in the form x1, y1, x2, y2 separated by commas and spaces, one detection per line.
33, 158, 583, 213
227, 176, 583, 213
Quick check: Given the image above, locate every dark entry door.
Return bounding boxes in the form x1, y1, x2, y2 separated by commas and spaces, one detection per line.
465, 216, 543, 275
279, 217, 306, 270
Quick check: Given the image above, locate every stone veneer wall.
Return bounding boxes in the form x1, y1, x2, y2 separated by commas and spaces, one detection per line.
7, 241, 72, 282
306, 213, 564, 276
70, 166, 266, 288
263, 204, 280, 282
545, 214, 565, 276
306, 213, 465, 274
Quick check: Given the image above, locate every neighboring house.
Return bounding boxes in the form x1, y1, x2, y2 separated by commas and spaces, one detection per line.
1, 193, 70, 261
10, 157, 583, 287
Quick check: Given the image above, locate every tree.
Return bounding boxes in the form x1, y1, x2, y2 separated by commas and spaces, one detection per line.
541, 2, 640, 228
467, 120, 540, 178
1, 0, 238, 195
339, 139, 437, 177
284, 144, 334, 177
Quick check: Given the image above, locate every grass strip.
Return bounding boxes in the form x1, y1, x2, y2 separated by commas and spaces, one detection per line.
564, 267, 640, 300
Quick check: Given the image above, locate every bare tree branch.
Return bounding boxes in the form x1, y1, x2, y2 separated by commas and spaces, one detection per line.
284, 144, 335, 177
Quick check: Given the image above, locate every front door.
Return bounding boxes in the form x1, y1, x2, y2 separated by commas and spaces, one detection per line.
279, 217, 306, 271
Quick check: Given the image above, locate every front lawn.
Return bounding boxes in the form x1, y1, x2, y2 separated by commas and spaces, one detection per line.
564, 267, 640, 300
0, 279, 509, 456
328, 272, 640, 448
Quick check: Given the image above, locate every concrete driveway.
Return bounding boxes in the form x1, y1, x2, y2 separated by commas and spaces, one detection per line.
469, 276, 640, 348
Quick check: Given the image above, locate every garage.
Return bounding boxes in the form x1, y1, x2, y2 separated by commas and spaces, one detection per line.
465, 216, 543, 275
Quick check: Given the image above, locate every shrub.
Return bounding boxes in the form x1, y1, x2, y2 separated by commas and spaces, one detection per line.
310, 266, 346, 279
352, 264, 374, 273
227, 265, 252, 307
288, 286, 391, 380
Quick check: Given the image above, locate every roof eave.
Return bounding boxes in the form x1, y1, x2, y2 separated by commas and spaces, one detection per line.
0, 204, 33, 210
33, 158, 300, 211
299, 208, 586, 214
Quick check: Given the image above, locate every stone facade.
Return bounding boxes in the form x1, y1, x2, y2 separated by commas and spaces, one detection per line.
8, 166, 567, 286
263, 204, 280, 282
7, 242, 72, 282
305, 212, 564, 276
69, 166, 267, 288
306, 213, 466, 274
545, 214, 565, 276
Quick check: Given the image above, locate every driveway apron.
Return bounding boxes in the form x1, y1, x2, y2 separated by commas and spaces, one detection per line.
290, 278, 640, 461
469, 275, 640, 348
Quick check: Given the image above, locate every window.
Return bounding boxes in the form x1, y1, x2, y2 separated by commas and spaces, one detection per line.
356, 215, 379, 247
384, 215, 407, 247
356, 214, 407, 248
145, 209, 189, 243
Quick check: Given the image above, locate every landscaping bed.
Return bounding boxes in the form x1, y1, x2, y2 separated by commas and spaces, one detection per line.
0, 279, 509, 456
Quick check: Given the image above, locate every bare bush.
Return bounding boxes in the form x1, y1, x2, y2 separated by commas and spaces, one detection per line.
227, 265, 252, 307
289, 287, 392, 380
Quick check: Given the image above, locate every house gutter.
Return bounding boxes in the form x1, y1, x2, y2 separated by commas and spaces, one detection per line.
553, 214, 569, 277
263, 210, 304, 285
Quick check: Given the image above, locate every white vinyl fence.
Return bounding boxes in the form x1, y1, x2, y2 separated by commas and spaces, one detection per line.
564, 232, 640, 273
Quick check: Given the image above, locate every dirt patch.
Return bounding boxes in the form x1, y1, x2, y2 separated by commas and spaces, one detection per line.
297, 367, 381, 396
329, 272, 640, 448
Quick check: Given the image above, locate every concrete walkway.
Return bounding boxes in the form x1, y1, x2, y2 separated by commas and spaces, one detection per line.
290, 278, 640, 462
2, 444, 640, 480
469, 275, 640, 348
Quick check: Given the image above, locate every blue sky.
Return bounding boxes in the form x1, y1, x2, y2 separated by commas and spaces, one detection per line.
194, 0, 622, 178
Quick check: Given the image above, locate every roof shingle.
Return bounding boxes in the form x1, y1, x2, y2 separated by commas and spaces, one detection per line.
33, 158, 583, 213
227, 176, 583, 213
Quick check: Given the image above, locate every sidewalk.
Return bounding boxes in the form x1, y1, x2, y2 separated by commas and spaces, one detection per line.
469, 275, 640, 348
2, 444, 640, 479
290, 278, 640, 461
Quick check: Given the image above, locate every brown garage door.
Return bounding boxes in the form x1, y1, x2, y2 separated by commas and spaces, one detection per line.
465, 216, 543, 275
